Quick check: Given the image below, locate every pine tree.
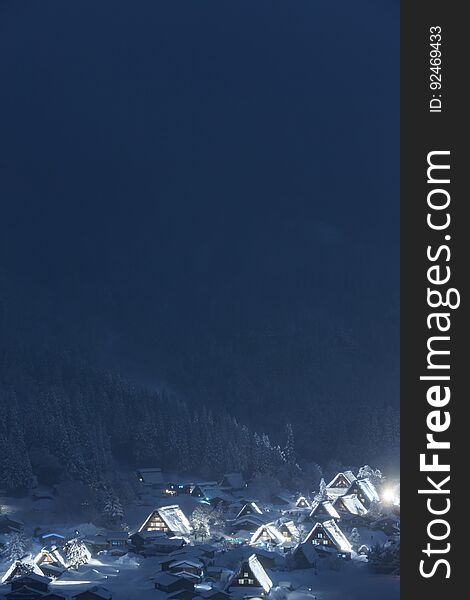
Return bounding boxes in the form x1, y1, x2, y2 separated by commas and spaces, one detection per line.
283, 423, 296, 465
103, 493, 124, 525
3, 531, 28, 562
65, 538, 91, 570
349, 527, 361, 551
315, 477, 327, 501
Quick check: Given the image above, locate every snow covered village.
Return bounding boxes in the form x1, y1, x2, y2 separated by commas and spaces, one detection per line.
1, 2, 400, 599
0, 464, 400, 600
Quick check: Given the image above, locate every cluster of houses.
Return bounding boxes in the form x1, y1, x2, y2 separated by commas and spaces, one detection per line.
0, 470, 400, 599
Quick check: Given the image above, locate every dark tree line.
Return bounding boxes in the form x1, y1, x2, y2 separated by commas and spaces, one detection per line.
0, 349, 293, 496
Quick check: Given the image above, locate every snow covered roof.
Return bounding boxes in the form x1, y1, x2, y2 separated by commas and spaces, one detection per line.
303, 520, 352, 554
220, 473, 245, 489
1, 559, 44, 584
250, 523, 285, 546
247, 554, 272, 593
309, 500, 340, 520
139, 505, 192, 536
335, 494, 368, 516
295, 496, 310, 508
159, 505, 192, 536
350, 478, 380, 503
279, 520, 299, 538
326, 471, 357, 490
34, 546, 68, 568
235, 502, 263, 519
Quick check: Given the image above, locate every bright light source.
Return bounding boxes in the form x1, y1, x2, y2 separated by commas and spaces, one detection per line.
382, 487, 395, 504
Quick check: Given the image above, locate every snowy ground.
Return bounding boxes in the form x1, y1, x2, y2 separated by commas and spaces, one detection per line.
0, 486, 399, 600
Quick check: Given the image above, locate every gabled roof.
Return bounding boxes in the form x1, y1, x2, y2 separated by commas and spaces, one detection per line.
349, 478, 380, 503
309, 500, 340, 520
295, 496, 310, 508
230, 515, 264, 530
335, 494, 368, 516
229, 554, 272, 594
235, 502, 263, 519
279, 520, 300, 538
1, 559, 44, 584
303, 519, 352, 554
326, 471, 357, 489
139, 505, 192, 536
34, 546, 68, 569
247, 554, 272, 593
250, 523, 285, 546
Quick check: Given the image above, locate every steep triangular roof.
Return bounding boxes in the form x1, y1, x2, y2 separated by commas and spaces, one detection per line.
279, 520, 300, 539
295, 495, 310, 508
249, 523, 285, 546
303, 519, 352, 554
1, 559, 44, 584
235, 502, 263, 520
228, 554, 273, 594
139, 505, 192, 536
326, 471, 357, 489
348, 478, 380, 503
309, 500, 340, 520
334, 493, 368, 516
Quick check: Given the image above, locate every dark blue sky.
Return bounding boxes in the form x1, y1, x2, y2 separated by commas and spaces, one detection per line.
0, 1, 399, 448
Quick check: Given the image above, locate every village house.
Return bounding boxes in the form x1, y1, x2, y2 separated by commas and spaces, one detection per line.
35, 531, 66, 547
325, 471, 357, 499
303, 519, 353, 559
295, 496, 310, 509
138, 505, 192, 537
190, 482, 219, 499
6, 572, 51, 597
168, 558, 205, 579
34, 545, 67, 578
235, 502, 263, 520
228, 515, 264, 536
249, 523, 284, 548
309, 500, 340, 522
346, 478, 380, 509
227, 554, 273, 596
2, 560, 44, 585
278, 520, 300, 545
292, 542, 320, 569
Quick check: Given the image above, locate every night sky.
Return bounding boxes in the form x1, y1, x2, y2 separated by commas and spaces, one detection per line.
0, 1, 399, 452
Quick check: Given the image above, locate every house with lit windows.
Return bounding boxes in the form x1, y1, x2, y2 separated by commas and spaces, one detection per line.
345, 478, 380, 509
227, 554, 273, 595
138, 505, 192, 538
303, 519, 352, 559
